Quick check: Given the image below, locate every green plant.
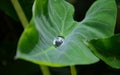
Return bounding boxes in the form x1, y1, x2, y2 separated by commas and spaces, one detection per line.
1, 0, 120, 75
89, 34, 120, 69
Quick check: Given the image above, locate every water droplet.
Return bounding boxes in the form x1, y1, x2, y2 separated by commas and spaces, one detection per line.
53, 36, 64, 47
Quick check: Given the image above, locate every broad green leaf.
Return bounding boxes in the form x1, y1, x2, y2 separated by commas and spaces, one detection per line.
16, 0, 117, 67
17, 20, 39, 54
89, 34, 120, 69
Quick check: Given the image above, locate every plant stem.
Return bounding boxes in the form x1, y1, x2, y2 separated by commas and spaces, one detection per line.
70, 66, 77, 75
40, 65, 51, 75
11, 0, 28, 28
11, 1, 51, 75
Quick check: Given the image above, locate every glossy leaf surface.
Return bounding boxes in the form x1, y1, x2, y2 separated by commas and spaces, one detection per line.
17, 0, 117, 67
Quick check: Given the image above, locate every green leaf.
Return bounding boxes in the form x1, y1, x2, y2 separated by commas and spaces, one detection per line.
17, 20, 39, 54
17, 0, 117, 67
89, 34, 120, 69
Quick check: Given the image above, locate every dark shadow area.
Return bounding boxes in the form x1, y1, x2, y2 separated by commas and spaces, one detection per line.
0, 11, 41, 75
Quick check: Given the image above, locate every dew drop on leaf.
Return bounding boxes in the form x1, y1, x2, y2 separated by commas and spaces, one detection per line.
53, 36, 64, 47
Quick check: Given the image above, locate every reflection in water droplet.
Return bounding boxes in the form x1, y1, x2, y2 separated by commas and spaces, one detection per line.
53, 36, 64, 47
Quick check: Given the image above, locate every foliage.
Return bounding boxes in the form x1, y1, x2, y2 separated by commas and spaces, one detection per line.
16, 0, 118, 68
0, 0, 120, 75
89, 34, 120, 69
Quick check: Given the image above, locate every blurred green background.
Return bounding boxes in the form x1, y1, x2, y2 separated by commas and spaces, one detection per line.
0, 0, 120, 75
